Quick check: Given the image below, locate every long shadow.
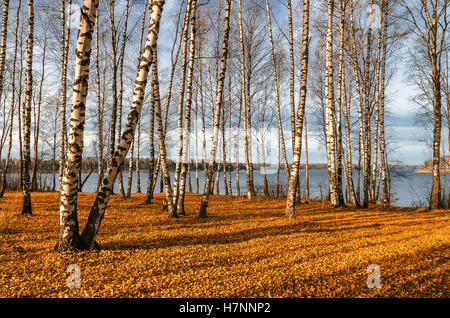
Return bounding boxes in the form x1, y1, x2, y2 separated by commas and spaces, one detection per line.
237, 244, 450, 297
100, 220, 386, 251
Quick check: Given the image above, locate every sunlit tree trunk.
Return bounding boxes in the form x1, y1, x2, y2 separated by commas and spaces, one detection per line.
222, 87, 229, 196
0, 0, 13, 198
304, 115, 310, 202
335, 0, 346, 206
126, 140, 134, 198
350, 1, 365, 207
342, 59, 359, 206
106, 0, 123, 197
0, 0, 10, 124
118, 0, 132, 199
361, 0, 374, 208
145, 92, 156, 204
371, 0, 383, 203
79, 1, 167, 249
152, 48, 176, 217
136, 123, 141, 193
95, 11, 104, 192
31, 33, 47, 190
287, 0, 301, 202
21, 0, 34, 215
324, 0, 340, 207
118, 0, 131, 198
379, 0, 389, 207
285, 0, 310, 217
173, 0, 192, 209
238, 0, 255, 199
194, 62, 200, 194
56, 0, 99, 252
401, 0, 447, 209
343, 63, 359, 206
235, 91, 241, 196
177, 0, 198, 215
59, 0, 72, 192
265, 0, 290, 180
287, 0, 295, 162
198, 0, 231, 218
227, 63, 232, 196
428, 2, 443, 209
15, 13, 25, 191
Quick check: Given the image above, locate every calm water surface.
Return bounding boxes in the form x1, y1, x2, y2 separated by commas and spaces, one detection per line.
34, 169, 450, 207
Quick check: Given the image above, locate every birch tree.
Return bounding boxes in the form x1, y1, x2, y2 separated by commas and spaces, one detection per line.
21, 0, 34, 215
238, 0, 256, 199
198, 0, 231, 218
78, 0, 166, 249
265, 0, 290, 180
324, 0, 342, 207
173, 0, 192, 209
0, 0, 12, 198
379, 0, 389, 207
59, 0, 72, 191
285, 0, 310, 217
0, 0, 10, 119
402, 0, 449, 209
56, 0, 99, 252
177, 0, 198, 215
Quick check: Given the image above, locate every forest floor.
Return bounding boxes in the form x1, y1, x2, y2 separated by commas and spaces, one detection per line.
0, 191, 448, 297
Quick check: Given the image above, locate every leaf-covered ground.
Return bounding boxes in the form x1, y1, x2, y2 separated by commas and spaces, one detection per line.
0, 191, 448, 297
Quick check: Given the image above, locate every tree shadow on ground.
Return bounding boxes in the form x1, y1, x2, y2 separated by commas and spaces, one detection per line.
100, 220, 387, 251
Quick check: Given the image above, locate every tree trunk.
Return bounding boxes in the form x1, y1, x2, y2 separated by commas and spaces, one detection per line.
265, 0, 290, 181
59, 0, 72, 192
343, 61, 359, 206
429, 2, 442, 210
222, 92, 229, 196
304, 115, 310, 202
145, 91, 156, 204
335, 0, 346, 206
173, 0, 193, 209
198, 0, 231, 218
0, 0, 15, 198
238, 0, 255, 199
95, 11, 104, 192
119, 0, 131, 199
31, 33, 47, 190
17, 16, 25, 192
151, 48, 175, 217
177, 0, 197, 215
362, 0, 374, 208
324, 0, 340, 207
379, 0, 389, 207
350, 1, 365, 207
371, 0, 384, 203
285, 0, 310, 217
56, 0, 99, 252
21, 0, 34, 215
136, 121, 141, 193
126, 139, 134, 198
0, 0, 10, 124
235, 91, 241, 197
78, 1, 167, 250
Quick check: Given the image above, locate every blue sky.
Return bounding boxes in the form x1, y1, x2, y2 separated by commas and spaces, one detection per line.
112, 0, 449, 165
7, 0, 441, 166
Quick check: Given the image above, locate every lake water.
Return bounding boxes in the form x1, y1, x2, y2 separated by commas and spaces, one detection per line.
34, 169, 450, 207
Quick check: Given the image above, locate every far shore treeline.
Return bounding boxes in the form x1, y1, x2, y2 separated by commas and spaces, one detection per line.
0, 157, 427, 174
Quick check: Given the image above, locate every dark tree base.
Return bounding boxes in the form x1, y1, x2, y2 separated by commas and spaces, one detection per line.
145, 195, 153, 204
21, 193, 32, 215
177, 204, 185, 216
77, 238, 101, 251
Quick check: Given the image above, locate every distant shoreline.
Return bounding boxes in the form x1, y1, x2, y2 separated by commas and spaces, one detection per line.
415, 169, 450, 173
